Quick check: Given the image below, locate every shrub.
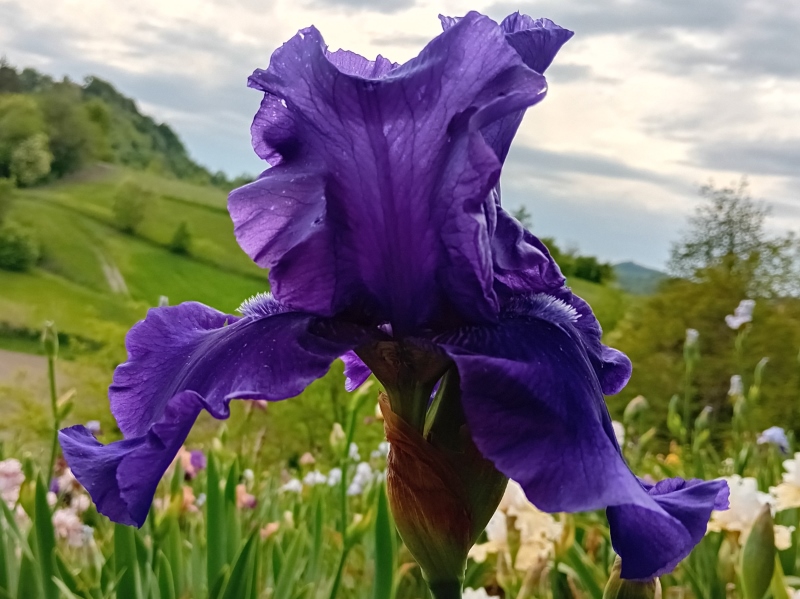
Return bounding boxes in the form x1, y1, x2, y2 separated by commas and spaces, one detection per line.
168, 220, 192, 254
0, 222, 40, 271
111, 180, 153, 234
10, 132, 52, 186
0, 177, 13, 225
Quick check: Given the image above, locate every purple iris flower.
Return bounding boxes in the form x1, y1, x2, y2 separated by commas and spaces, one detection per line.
190, 449, 207, 472
58, 11, 727, 580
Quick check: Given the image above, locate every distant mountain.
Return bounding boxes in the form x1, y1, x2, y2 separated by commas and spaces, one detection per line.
613, 261, 668, 295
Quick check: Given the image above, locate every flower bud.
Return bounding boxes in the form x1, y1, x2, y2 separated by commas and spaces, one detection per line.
694, 406, 713, 431
623, 396, 649, 425
740, 504, 775, 599
41, 321, 58, 358
380, 393, 506, 586
603, 557, 661, 599
330, 423, 346, 454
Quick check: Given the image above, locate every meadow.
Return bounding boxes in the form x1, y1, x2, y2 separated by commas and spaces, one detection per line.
0, 167, 798, 599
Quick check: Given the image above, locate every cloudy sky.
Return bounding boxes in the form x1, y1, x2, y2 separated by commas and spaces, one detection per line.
2, 0, 799, 268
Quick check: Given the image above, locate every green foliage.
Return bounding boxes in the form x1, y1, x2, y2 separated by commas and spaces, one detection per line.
0, 57, 21, 93
0, 60, 253, 190
610, 182, 800, 435
541, 236, 615, 284
168, 221, 192, 254
669, 179, 800, 297
37, 83, 99, 177
10, 133, 52, 186
0, 94, 46, 177
0, 177, 13, 224
613, 262, 667, 295
0, 222, 39, 271
112, 180, 153, 234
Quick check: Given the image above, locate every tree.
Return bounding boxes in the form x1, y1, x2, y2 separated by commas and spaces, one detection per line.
0, 222, 39, 271
0, 94, 46, 177
0, 58, 20, 93
112, 181, 153, 234
38, 83, 97, 176
668, 179, 798, 297
168, 221, 192, 254
10, 133, 52, 186
511, 205, 533, 229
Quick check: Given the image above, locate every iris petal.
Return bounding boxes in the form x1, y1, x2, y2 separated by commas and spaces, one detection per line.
62, 300, 365, 525
229, 12, 549, 332
608, 478, 730, 579
436, 309, 724, 579
440, 12, 573, 162
342, 350, 371, 391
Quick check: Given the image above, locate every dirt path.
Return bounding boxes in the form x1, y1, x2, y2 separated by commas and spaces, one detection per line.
0, 349, 48, 381
0, 349, 74, 396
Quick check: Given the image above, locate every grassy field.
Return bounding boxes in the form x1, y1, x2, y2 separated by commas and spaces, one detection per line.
0, 165, 631, 456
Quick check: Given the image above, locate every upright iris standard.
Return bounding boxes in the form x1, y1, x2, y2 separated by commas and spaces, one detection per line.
60, 11, 728, 593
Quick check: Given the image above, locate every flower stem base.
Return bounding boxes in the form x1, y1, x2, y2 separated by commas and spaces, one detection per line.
428, 580, 462, 599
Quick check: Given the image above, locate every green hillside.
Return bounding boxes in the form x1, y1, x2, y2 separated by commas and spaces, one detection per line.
0, 165, 267, 355
0, 163, 630, 356
613, 261, 668, 295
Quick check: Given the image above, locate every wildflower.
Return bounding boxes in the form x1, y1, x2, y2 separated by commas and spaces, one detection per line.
279, 478, 302, 493
330, 423, 346, 452
235, 483, 257, 509
177, 447, 206, 479
260, 522, 280, 539
52, 508, 93, 547
59, 11, 727, 582
303, 470, 327, 486
759, 427, 790, 455
196, 492, 206, 507
242, 468, 255, 484
725, 299, 755, 330
85, 420, 102, 436
728, 375, 744, 397
684, 328, 699, 346
299, 452, 316, 466
182, 486, 199, 513
0, 459, 25, 506
348, 462, 374, 496
190, 450, 207, 472
326, 468, 342, 487
348, 443, 361, 462
463, 589, 499, 599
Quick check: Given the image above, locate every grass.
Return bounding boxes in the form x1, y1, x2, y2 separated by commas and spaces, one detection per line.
2, 168, 267, 345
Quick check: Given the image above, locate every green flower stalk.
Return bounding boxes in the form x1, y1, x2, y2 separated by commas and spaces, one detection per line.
603, 557, 662, 599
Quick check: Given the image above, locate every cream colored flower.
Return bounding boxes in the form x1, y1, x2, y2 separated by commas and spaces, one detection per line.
709, 476, 769, 536
709, 475, 791, 549
469, 481, 562, 572
462, 589, 498, 599
771, 453, 800, 511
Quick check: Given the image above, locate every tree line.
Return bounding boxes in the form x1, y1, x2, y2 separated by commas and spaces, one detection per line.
0, 58, 252, 190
